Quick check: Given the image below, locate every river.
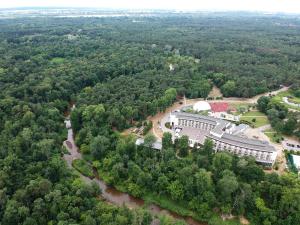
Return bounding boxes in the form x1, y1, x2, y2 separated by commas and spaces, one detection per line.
63, 119, 206, 225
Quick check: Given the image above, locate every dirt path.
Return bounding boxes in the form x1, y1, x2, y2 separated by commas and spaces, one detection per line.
208, 85, 222, 98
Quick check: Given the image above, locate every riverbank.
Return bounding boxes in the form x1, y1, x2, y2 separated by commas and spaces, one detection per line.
63, 120, 209, 225
95, 164, 246, 225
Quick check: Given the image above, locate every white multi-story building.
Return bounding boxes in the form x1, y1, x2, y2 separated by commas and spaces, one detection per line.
170, 112, 277, 166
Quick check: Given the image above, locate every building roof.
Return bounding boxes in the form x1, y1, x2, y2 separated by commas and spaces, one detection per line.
135, 138, 162, 150
173, 111, 230, 136
193, 101, 211, 111
291, 154, 300, 169
173, 111, 225, 126
172, 111, 275, 153
208, 133, 276, 153
209, 102, 229, 112
178, 127, 209, 144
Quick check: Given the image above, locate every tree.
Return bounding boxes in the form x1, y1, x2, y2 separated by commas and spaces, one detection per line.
162, 132, 173, 150
282, 117, 297, 135
168, 180, 184, 201
257, 96, 271, 113
255, 198, 276, 225
195, 169, 213, 196
90, 135, 110, 159
177, 135, 189, 157
117, 136, 137, 160
144, 134, 156, 148
217, 171, 239, 207
70, 108, 82, 133
213, 152, 233, 177
294, 89, 300, 98
221, 80, 236, 97
82, 104, 105, 124
202, 139, 214, 161
156, 175, 169, 195
278, 187, 300, 224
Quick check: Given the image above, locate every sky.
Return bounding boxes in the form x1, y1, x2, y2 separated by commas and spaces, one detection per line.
1, 0, 300, 14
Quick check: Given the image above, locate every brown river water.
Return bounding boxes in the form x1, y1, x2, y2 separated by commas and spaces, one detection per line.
63, 119, 206, 225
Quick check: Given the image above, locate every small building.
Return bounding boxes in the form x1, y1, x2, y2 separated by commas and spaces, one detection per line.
209, 102, 229, 113
193, 101, 211, 112
291, 154, 300, 170
135, 138, 162, 150
209, 102, 239, 121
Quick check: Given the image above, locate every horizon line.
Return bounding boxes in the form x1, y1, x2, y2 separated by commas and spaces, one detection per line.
0, 7, 300, 15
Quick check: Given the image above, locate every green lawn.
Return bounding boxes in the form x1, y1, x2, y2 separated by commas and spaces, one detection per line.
241, 111, 266, 117
229, 103, 253, 111
240, 111, 269, 128
50, 57, 65, 64
272, 90, 300, 110
264, 128, 283, 143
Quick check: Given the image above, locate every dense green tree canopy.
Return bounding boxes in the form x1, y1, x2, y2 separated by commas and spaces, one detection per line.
1, 12, 300, 225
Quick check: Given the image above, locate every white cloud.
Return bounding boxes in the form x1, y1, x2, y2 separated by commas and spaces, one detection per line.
1, 0, 300, 13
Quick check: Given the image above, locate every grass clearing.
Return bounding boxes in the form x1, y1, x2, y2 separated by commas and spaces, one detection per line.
144, 192, 192, 217
240, 111, 269, 128
229, 103, 255, 115
272, 90, 300, 110
264, 128, 283, 143
50, 57, 65, 64
229, 103, 252, 110
241, 111, 266, 117
72, 159, 94, 178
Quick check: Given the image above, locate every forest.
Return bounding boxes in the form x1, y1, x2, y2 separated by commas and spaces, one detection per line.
0, 13, 300, 225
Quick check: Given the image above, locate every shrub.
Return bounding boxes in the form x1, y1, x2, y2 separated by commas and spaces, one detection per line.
143, 121, 153, 135
165, 122, 171, 129
72, 159, 94, 178
80, 143, 90, 154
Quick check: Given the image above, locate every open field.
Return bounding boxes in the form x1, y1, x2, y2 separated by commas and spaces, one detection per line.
240, 111, 269, 128
50, 57, 65, 64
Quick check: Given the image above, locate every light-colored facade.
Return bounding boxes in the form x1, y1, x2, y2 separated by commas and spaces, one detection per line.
170, 112, 277, 166
291, 154, 300, 171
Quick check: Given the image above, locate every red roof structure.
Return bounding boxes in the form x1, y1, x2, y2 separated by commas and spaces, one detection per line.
209, 102, 229, 113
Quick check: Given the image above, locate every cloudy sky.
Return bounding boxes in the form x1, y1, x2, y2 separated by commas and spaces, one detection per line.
1, 0, 300, 13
